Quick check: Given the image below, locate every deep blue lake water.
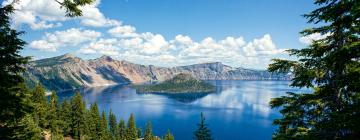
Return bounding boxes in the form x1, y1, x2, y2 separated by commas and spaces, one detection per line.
57, 80, 310, 140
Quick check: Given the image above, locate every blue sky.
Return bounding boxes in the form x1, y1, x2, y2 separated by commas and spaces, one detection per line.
2, 0, 322, 69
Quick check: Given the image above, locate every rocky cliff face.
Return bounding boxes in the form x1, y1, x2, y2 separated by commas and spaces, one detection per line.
24, 54, 289, 91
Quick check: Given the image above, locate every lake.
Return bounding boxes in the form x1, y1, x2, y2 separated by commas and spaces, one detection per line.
57, 80, 310, 140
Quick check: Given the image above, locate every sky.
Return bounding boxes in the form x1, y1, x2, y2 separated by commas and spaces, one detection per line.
1, 0, 327, 69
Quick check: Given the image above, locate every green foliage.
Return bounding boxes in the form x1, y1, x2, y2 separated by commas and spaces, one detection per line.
194, 113, 212, 140
99, 111, 110, 139
126, 113, 138, 140
164, 130, 175, 140
3, 83, 179, 139
55, 0, 94, 17
30, 84, 48, 129
135, 73, 215, 93
109, 109, 118, 138
70, 92, 87, 139
144, 122, 155, 140
118, 119, 127, 140
12, 114, 43, 140
0, 0, 93, 138
268, 0, 360, 139
48, 92, 62, 139
59, 100, 72, 136
0, 4, 33, 139
88, 103, 101, 139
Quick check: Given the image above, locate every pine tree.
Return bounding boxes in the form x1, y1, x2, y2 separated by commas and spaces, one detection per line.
99, 111, 110, 140
48, 92, 62, 139
194, 113, 212, 140
0, 4, 32, 139
30, 84, 48, 129
109, 109, 117, 138
126, 113, 138, 140
144, 122, 154, 140
137, 127, 142, 139
12, 114, 42, 140
268, 0, 360, 139
0, 0, 93, 139
70, 92, 87, 139
88, 103, 101, 139
164, 130, 175, 140
118, 118, 127, 140
59, 100, 72, 136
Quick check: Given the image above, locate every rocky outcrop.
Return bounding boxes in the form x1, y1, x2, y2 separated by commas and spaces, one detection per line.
24, 54, 289, 91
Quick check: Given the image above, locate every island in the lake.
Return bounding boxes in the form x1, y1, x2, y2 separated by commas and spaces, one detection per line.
134, 73, 216, 94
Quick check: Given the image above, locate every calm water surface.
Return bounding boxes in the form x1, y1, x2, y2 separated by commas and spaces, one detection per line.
58, 80, 310, 140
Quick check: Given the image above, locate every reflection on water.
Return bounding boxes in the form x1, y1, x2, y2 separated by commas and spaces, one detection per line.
57, 80, 310, 140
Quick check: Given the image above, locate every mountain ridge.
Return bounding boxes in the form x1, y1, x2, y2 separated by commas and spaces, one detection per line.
24, 54, 290, 91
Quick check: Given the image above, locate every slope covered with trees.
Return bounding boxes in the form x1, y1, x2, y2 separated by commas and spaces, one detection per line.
9, 84, 176, 140
135, 73, 215, 94
268, 0, 360, 139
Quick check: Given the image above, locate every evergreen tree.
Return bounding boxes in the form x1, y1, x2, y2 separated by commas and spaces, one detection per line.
12, 114, 42, 140
70, 92, 87, 139
144, 122, 155, 140
194, 113, 212, 140
0, 0, 93, 138
164, 130, 175, 140
48, 92, 62, 139
99, 111, 110, 140
137, 127, 142, 139
268, 0, 360, 139
88, 103, 101, 139
109, 109, 117, 138
59, 100, 72, 136
0, 4, 32, 139
30, 84, 48, 129
118, 118, 127, 140
126, 113, 138, 140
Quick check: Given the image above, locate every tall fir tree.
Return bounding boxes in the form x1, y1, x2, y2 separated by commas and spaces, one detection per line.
88, 103, 101, 139
30, 84, 48, 129
59, 100, 72, 136
70, 92, 87, 139
118, 118, 127, 140
48, 92, 62, 140
0, 0, 93, 138
0, 4, 32, 139
164, 130, 175, 140
194, 113, 212, 140
99, 111, 110, 140
126, 113, 138, 140
109, 109, 117, 138
144, 122, 155, 140
268, 0, 360, 139
12, 114, 42, 140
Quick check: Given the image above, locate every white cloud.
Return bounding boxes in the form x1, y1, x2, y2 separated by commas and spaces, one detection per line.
30, 28, 101, 51
78, 39, 119, 56
299, 33, 330, 45
2, 0, 120, 29
79, 0, 121, 27
243, 34, 285, 56
30, 40, 57, 52
78, 32, 285, 68
108, 25, 138, 38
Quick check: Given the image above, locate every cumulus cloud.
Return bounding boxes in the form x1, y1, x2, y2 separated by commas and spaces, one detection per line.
10, 0, 286, 68
77, 29, 285, 68
1, 0, 120, 29
108, 25, 138, 38
299, 33, 330, 45
78, 38, 119, 56
30, 28, 101, 51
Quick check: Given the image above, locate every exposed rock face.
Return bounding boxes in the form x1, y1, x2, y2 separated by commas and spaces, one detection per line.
24, 54, 289, 91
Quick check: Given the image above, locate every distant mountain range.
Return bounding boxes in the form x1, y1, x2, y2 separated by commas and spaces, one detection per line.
23, 54, 290, 91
